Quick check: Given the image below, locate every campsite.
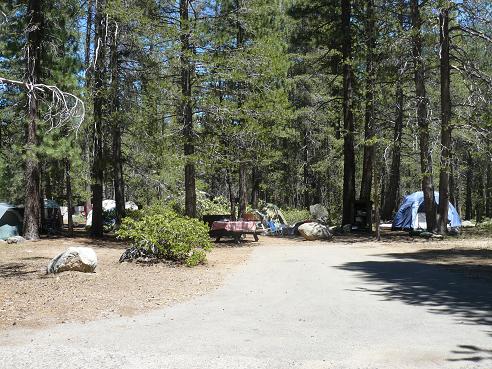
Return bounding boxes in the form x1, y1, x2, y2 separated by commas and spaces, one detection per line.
1, 0, 492, 368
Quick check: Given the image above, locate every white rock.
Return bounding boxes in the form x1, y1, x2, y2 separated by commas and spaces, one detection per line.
298, 222, 332, 241
461, 220, 475, 228
6, 236, 26, 244
47, 246, 97, 274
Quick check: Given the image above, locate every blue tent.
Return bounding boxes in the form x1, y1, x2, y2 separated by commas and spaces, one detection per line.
392, 191, 461, 230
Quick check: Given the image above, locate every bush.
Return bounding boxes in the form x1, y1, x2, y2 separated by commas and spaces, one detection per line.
282, 208, 311, 225
198, 195, 229, 217
116, 206, 212, 266
165, 193, 230, 218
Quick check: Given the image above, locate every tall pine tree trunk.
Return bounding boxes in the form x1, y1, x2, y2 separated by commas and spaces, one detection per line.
84, 0, 93, 217
110, 22, 125, 225
303, 131, 311, 207
437, 4, 451, 234
465, 152, 473, 220
251, 166, 260, 209
449, 157, 458, 212
90, 0, 106, 237
180, 0, 196, 218
411, 0, 436, 232
486, 160, 492, 217
65, 159, 73, 235
226, 169, 236, 220
381, 0, 405, 220
341, 0, 356, 226
23, 0, 43, 240
476, 169, 484, 223
238, 163, 247, 219
360, 0, 375, 202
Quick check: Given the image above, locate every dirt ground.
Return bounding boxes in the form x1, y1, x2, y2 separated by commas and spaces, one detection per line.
0, 235, 253, 330
1, 231, 491, 331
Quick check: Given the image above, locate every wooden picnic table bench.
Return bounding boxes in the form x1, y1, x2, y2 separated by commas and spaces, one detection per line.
209, 220, 259, 243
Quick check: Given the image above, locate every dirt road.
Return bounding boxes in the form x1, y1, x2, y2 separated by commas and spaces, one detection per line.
1, 240, 491, 368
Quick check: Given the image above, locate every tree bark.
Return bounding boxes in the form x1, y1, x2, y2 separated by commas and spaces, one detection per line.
437, 4, 451, 234
373, 148, 381, 241
90, 0, 106, 237
180, 0, 196, 218
449, 157, 458, 212
465, 152, 473, 220
226, 169, 236, 220
381, 0, 404, 221
486, 160, 492, 217
360, 0, 375, 202
110, 21, 125, 225
303, 131, 311, 208
238, 163, 247, 219
65, 159, 73, 235
411, 0, 436, 232
23, 0, 43, 240
341, 0, 356, 226
251, 166, 261, 209
476, 169, 484, 223
84, 0, 93, 216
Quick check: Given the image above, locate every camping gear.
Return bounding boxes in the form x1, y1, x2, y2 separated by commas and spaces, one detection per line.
0, 203, 23, 240
352, 200, 372, 232
392, 191, 461, 230
43, 199, 63, 234
86, 200, 139, 228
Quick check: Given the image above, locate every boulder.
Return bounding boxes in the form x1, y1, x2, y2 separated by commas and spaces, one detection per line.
298, 222, 332, 241
6, 236, 26, 244
309, 204, 329, 221
47, 246, 97, 274
461, 220, 475, 228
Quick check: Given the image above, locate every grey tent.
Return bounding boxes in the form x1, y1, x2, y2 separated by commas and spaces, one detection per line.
0, 203, 23, 240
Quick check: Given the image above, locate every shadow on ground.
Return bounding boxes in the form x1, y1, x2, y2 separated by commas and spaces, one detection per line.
340, 249, 492, 326
338, 247, 492, 364
448, 344, 492, 363
0, 262, 39, 279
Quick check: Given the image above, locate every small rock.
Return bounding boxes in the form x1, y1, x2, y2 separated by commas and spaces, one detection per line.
6, 236, 26, 244
47, 246, 97, 274
298, 222, 333, 241
461, 220, 475, 228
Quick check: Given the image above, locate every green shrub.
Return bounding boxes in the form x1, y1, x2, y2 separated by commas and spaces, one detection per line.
282, 208, 311, 225
116, 206, 212, 266
198, 195, 229, 217
164, 194, 229, 218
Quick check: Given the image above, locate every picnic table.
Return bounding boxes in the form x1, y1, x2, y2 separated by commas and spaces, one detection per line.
210, 220, 259, 243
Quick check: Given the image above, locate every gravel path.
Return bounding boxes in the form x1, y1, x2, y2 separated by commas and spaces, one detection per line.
1, 242, 491, 369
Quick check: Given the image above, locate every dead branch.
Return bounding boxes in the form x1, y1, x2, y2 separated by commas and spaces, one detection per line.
0, 76, 85, 132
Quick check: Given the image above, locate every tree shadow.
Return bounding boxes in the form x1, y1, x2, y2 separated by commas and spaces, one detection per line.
0, 262, 39, 279
338, 251, 492, 328
448, 344, 492, 363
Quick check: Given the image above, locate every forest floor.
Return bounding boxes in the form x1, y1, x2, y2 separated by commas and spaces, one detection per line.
0, 229, 491, 331
0, 232, 253, 330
